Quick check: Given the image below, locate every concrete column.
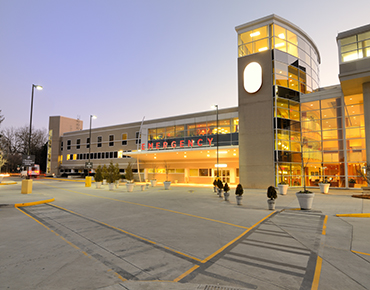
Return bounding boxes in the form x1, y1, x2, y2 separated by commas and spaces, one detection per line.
363, 82, 370, 182
144, 168, 148, 182
230, 168, 236, 184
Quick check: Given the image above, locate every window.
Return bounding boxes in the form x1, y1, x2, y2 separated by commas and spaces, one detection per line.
76, 139, 80, 150
122, 133, 127, 145
136, 132, 141, 144
97, 136, 102, 147
109, 135, 114, 147
67, 140, 71, 150
86, 138, 90, 149
61, 141, 63, 151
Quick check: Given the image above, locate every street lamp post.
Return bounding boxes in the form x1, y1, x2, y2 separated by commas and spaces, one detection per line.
88, 115, 97, 176
212, 105, 219, 178
28, 84, 43, 155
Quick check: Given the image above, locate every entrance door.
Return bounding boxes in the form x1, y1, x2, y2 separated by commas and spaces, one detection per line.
214, 169, 230, 183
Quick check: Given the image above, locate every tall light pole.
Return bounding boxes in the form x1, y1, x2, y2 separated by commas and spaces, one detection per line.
28, 84, 43, 155
88, 115, 97, 176
212, 105, 219, 178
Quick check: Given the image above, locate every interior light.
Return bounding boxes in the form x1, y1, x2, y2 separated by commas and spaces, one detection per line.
275, 43, 285, 48
215, 164, 227, 168
258, 47, 268, 52
250, 31, 260, 37
278, 33, 285, 39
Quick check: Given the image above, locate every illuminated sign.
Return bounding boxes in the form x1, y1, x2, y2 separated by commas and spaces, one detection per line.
243, 62, 262, 93
141, 137, 214, 151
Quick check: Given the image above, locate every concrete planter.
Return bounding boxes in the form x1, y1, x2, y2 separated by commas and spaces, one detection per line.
224, 191, 230, 201
126, 183, 134, 192
0, 176, 3, 183
163, 181, 171, 190
150, 179, 157, 187
236, 195, 242, 205
217, 188, 223, 198
296, 192, 315, 210
267, 199, 275, 210
108, 183, 115, 191
278, 184, 289, 195
102, 179, 107, 185
95, 181, 102, 189
319, 183, 330, 194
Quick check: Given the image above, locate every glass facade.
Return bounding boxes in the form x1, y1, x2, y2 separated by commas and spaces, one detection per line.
148, 118, 239, 147
238, 23, 320, 92
339, 31, 370, 62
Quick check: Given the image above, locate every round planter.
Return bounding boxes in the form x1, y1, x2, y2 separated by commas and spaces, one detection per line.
126, 183, 134, 192
102, 179, 107, 185
236, 195, 242, 205
150, 179, 157, 187
0, 176, 4, 183
296, 192, 315, 210
349, 183, 355, 188
319, 183, 330, 194
224, 191, 230, 201
217, 188, 223, 198
108, 183, 115, 191
278, 184, 289, 195
115, 180, 120, 188
267, 199, 275, 210
163, 181, 171, 190
95, 181, 102, 189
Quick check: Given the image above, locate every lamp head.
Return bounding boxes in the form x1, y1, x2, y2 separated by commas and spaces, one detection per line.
91, 115, 97, 119
33, 84, 43, 90
211, 104, 218, 109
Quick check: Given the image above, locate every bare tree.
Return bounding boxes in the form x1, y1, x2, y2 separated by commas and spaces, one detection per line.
0, 126, 47, 172
0, 151, 6, 173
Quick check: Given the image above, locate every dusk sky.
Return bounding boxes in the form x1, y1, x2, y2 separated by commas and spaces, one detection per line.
1, 0, 369, 132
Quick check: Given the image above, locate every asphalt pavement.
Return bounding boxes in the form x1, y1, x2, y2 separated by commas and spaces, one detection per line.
0, 176, 369, 290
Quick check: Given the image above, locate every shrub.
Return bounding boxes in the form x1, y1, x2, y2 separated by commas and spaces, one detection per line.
125, 163, 134, 182
235, 184, 244, 196
217, 179, 223, 190
94, 165, 103, 182
223, 183, 230, 193
267, 186, 277, 200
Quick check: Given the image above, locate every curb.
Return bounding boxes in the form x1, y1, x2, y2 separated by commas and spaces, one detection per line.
0, 182, 17, 186
0, 198, 55, 208
336, 213, 370, 218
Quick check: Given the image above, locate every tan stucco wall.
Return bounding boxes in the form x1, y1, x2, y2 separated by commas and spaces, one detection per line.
238, 50, 275, 189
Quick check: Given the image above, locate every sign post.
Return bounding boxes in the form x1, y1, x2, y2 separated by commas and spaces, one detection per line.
85, 162, 93, 187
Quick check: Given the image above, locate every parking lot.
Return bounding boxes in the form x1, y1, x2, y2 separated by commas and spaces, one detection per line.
1, 178, 369, 289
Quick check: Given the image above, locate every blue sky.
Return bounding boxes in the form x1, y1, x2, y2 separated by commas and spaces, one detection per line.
1, 0, 369, 131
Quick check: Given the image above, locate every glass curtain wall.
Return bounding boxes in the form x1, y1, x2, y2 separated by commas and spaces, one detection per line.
344, 94, 367, 187
301, 98, 345, 187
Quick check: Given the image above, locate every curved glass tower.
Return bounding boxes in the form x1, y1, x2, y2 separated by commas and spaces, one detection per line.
236, 14, 321, 188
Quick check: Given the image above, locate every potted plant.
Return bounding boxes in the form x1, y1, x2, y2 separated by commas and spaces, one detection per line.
235, 183, 243, 205
102, 165, 108, 185
213, 179, 217, 193
150, 166, 157, 187
163, 162, 171, 190
277, 165, 289, 195
223, 182, 230, 201
349, 179, 356, 188
278, 181, 289, 195
125, 163, 134, 192
267, 186, 277, 210
216, 179, 223, 197
94, 165, 103, 189
319, 177, 330, 194
107, 162, 116, 191
296, 137, 315, 210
